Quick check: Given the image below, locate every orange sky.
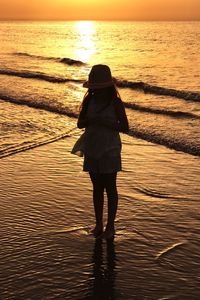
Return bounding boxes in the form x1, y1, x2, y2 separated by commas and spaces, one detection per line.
0, 0, 199, 21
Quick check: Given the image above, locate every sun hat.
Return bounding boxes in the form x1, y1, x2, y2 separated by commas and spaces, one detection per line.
83, 64, 115, 89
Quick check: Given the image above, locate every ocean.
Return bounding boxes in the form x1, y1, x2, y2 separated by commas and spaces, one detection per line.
0, 21, 200, 299
0, 21, 200, 158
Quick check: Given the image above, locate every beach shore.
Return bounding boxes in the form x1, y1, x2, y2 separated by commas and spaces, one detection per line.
0, 134, 199, 299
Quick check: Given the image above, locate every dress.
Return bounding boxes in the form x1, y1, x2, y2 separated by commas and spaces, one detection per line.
83, 98, 122, 173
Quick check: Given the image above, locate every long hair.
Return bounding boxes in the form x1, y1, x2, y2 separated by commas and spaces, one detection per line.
79, 85, 121, 115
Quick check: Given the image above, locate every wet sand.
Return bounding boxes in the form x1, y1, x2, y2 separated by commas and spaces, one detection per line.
0, 134, 199, 299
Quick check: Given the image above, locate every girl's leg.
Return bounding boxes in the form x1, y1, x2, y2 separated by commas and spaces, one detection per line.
89, 172, 104, 237
103, 172, 118, 238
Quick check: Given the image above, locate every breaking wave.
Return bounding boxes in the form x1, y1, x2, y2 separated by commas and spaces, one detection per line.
1, 92, 198, 122
1, 66, 199, 102
0, 94, 78, 118
0, 69, 83, 84
1, 93, 200, 158
128, 127, 200, 157
12, 52, 85, 65
124, 102, 200, 119
116, 80, 200, 102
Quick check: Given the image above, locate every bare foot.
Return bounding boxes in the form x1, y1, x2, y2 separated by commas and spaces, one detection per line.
91, 225, 103, 238
103, 227, 115, 240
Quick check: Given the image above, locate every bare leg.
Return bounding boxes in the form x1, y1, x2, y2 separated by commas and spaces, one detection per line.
104, 173, 118, 239
89, 173, 104, 237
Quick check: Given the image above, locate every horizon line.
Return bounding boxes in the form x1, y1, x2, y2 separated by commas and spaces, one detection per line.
0, 18, 199, 22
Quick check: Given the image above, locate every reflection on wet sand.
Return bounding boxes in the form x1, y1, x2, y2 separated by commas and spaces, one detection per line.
84, 238, 117, 300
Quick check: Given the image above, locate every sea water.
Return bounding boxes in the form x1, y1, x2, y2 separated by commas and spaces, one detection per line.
0, 21, 200, 158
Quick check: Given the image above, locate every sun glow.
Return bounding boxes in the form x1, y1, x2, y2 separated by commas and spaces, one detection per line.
74, 21, 96, 63
0, 0, 199, 21
75, 21, 95, 35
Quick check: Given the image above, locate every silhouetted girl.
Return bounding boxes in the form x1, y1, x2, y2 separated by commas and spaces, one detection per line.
76, 65, 129, 239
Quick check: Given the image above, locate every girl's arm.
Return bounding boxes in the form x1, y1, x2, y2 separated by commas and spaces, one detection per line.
77, 106, 89, 129
114, 98, 129, 133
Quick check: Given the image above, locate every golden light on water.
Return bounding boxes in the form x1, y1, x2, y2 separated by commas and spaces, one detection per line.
75, 21, 95, 34
74, 21, 96, 63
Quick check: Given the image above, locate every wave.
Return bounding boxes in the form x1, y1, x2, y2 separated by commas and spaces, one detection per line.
1, 124, 199, 159
116, 80, 200, 102
12, 52, 85, 65
0, 94, 78, 118
0, 69, 83, 84
0, 95, 200, 156
1, 91, 198, 125
124, 102, 200, 119
128, 127, 200, 157
1, 93, 200, 157
1, 67, 199, 104
0, 129, 77, 159
9, 52, 200, 101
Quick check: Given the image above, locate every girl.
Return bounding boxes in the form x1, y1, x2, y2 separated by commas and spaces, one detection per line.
77, 64, 129, 239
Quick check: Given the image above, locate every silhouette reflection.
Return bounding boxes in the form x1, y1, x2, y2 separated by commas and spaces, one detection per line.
84, 238, 117, 300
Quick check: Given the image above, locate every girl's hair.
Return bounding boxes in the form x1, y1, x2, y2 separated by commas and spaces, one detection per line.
80, 85, 121, 114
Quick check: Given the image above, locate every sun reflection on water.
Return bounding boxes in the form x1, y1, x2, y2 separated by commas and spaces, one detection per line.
74, 21, 96, 63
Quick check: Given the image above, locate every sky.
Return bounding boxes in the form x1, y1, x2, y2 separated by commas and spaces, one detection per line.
0, 0, 199, 21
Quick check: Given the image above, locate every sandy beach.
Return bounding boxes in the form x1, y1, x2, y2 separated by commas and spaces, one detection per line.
0, 133, 199, 299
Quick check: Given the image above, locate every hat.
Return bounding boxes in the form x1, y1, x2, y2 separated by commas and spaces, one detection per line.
83, 64, 115, 89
